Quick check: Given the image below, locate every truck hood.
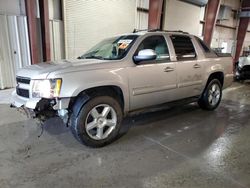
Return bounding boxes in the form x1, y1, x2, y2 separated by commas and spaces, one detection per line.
239, 56, 250, 68
16, 59, 111, 79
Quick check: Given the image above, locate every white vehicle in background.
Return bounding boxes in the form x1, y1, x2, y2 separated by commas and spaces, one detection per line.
235, 55, 250, 81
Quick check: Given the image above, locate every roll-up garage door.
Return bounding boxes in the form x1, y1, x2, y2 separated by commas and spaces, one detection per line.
63, 0, 136, 59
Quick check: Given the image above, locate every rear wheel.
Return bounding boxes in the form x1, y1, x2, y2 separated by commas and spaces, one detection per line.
70, 96, 123, 147
198, 79, 222, 111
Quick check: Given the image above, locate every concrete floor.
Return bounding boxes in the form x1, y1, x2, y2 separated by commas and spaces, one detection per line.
0, 82, 250, 188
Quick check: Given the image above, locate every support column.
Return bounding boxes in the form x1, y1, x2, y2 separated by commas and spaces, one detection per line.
234, 0, 250, 64
148, 0, 164, 30
203, 0, 221, 46
25, 0, 39, 64
39, 0, 51, 62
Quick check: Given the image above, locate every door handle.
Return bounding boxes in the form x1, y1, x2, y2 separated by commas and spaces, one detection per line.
193, 64, 201, 69
164, 67, 174, 72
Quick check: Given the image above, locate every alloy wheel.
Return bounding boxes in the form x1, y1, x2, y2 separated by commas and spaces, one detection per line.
208, 83, 221, 106
85, 104, 117, 140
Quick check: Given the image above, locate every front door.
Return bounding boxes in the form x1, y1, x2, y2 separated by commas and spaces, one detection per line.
128, 35, 178, 111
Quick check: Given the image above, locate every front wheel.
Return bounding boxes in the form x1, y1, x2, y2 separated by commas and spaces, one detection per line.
70, 96, 123, 147
198, 79, 222, 111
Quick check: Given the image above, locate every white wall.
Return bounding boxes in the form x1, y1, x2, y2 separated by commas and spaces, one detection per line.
63, 0, 136, 59
0, 15, 30, 89
212, 27, 236, 53
0, 0, 25, 15
162, 0, 244, 55
136, 0, 149, 30
163, 0, 204, 36
48, 0, 65, 60
221, 0, 240, 10
211, 0, 240, 54
49, 0, 62, 20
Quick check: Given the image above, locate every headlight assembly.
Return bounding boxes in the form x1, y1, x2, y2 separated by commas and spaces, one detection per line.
32, 79, 62, 98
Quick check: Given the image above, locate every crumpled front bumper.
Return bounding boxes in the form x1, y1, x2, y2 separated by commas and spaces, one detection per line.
11, 90, 71, 121
10, 91, 41, 118
11, 90, 41, 109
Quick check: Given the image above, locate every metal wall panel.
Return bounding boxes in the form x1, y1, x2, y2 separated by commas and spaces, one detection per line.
49, 20, 55, 60
63, 0, 136, 58
136, 11, 149, 30
136, 0, 149, 30
7, 15, 22, 71
180, 0, 208, 6
50, 20, 65, 60
17, 16, 31, 67
163, 0, 202, 35
0, 15, 15, 89
137, 0, 149, 9
0, 14, 31, 89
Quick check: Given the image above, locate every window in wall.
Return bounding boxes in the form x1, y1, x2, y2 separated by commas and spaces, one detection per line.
136, 35, 170, 61
170, 35, 196, 60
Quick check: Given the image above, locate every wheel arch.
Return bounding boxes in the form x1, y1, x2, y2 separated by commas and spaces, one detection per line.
69, 85, 126, 118
206, 71, 224, 87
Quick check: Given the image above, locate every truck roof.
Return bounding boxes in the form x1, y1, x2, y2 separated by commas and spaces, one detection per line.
121, 29, 191, 37
135, 29, 189, 34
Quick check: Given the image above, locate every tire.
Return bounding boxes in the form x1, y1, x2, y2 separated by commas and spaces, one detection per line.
70, 96, 123, 148
198, 79, 222, 111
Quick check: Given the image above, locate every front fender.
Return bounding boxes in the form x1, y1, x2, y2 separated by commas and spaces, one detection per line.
55, 68, 130, 112
71, 92, 90, 117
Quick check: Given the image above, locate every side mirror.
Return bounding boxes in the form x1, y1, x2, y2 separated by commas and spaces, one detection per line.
133, 49, 157, 63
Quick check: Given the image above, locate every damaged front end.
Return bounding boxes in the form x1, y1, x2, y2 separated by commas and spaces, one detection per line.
11, 76, 71, 125
235, 56, 250, 80
11, 95, 71, 124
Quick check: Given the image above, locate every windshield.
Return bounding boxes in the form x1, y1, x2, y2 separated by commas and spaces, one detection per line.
79, 35, 138, 60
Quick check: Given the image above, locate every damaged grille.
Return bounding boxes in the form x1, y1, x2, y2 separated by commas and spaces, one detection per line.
241, 65, 250, 72
16, 76, 31, 84
16, 88, 29, 98
16, 76, 31, 98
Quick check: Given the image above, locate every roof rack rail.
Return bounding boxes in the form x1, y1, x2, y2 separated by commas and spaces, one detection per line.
132, 29, 149, 33
132, 28, 189, 34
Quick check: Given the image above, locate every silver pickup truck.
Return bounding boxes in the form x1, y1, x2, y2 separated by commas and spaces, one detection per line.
11, 30, 233, 147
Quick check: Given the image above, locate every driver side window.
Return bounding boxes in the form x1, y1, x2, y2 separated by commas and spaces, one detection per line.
136, 35, 170, 61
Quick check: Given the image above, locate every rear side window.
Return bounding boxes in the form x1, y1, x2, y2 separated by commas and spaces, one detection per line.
136, 35, 170, 61
196, 37, 217, 58
170, 35, 196, 60
196, 37, 212, 53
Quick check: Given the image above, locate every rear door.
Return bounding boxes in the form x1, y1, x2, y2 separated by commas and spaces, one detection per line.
169, 35, 204, 98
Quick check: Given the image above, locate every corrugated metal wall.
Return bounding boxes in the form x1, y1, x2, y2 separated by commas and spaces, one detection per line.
163, 0, 203, 36
0, 15, 15, 89
0, 14, 31, 89
50, 20, 65, 60
136, 0, 149, 30
63, 0, 137, 59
